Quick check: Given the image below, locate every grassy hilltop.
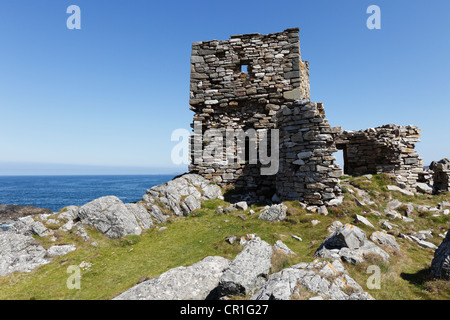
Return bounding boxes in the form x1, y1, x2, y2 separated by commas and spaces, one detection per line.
0, 174, 449, 300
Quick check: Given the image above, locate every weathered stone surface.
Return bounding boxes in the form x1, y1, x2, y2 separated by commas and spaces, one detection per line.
235, 201, 248, 211
217, 238, 273, 297
58, 206, 79, 221
141, 174, 222, 217
124, 203, 153, 230
114, 256, 230, 300
251, 259, 374, 300
0, 232, 50, 276
148, 205, 169, 224
354, 214, 374, 228
370, 231, 400, 250
431, 230, 450, 280
336, 125, 423, 191
387, 185, 414, 196
258, 204, 287, 222
47, 244, 76, 256
0, 204, 52, 224
274, 240, 295, 255
78, 196, 142, 238
10, 216, 51, 238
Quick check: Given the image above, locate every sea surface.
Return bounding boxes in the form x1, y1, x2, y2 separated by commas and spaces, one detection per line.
0, 175, 176, 213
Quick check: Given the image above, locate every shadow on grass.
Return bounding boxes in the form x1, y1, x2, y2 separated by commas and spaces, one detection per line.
400, 268, 433, 286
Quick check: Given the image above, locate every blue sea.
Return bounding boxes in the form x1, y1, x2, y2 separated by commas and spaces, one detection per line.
0, 175, 176, 213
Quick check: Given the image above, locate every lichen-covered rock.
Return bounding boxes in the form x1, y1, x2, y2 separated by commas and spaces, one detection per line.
431, 230, 450, 280
258, 204, 287, 222
10, 216, 51, 238
370, 231, 400, 250
216, 238, 273, 297
125, 203, 153, 230
78, 196, 142, 238
274, 240, 295, 255
114, 256, 230, 300
141, 174, 222, 217
315, 223, 390, 264
251, 259, 374, 300
0, 232, 50, 276
47, 244, 76, 256
57, 205, 79, 221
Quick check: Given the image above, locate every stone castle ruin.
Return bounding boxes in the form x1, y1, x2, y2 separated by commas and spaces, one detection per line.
188, 28, 449, 205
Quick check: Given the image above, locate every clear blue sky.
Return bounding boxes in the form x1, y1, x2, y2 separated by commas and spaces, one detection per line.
0, 0, 449, 175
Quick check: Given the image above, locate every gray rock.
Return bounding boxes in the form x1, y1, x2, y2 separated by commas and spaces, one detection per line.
251, 259, 373, 300
315, 223, 389, 264
274, 240, 295, 255
149, 205, 169, 224
431, 230, 450, 280
78, 196, 142, 238
142, 174, 222, 217
58, 206, 79, 221
258, 204, 287, 222
180, 195, 202, 216
225, 235, 237, 244
114, 256, 230, 300
0, 232, 50, 276
235, 201, 248, 211
370, 231, 400, 250
386, 185, 414, 196
47, 244, 76, 256
217, 238, 273, 297
387, 199, 403, 210
60, 219, 74, 232
125, 203, 153, 230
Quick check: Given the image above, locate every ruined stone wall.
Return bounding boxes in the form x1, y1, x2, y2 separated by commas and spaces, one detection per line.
189, 28, 310, 193
433, 159, 450, 193
275, 101, 343, 205
336, 125, 423, 189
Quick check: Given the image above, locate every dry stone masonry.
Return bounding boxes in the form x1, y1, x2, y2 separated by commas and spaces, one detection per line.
336, 125, 424, 190
188, 28, 434, 205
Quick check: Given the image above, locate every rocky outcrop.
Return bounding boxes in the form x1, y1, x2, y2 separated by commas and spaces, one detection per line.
216, 238, 273, 297
0, 232, 50, 276
78, 196, 143, 239
251, 259, 374, 300
114, 256, 230, 300
431, 230, 450, 280
258, 204, 287, 222
0, 204, 52, 224
11, 216, 51, 237
314, 223, 390, 264
141, 174, 222, 216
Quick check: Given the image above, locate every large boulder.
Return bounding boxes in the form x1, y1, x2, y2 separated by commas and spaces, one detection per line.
251, 259, 374, 300
141, 174, 222, 217
78, 196, 142, 238
0, 232, 50, 276
114, 256, 230, 300
431, 230, 450, 280
258, 204, 287, 222
315, 223, 390, 264
216, 238, 273, 297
